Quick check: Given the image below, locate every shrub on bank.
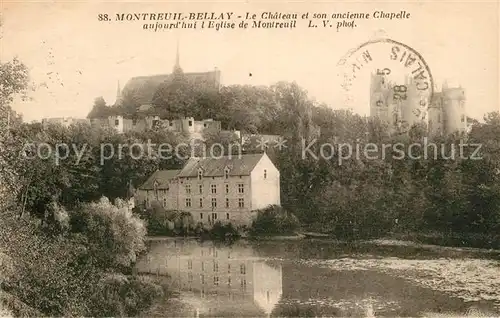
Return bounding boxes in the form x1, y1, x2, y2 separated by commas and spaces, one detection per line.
208, 222, 241, 241
0, 197, 164, 317
250, 205, 300, 236
135, 203, 196, 236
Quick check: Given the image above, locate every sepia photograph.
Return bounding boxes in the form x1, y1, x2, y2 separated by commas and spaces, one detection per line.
0, 1, 499, 317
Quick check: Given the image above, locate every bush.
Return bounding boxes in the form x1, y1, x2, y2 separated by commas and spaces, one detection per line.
87, 273, 163, 317
208, 222, 241, 241
69, 197, 147, 270
250, 205, 300, 236
0, 198, 164, 317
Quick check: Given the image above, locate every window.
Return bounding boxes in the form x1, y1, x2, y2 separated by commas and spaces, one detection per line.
198, 169, 203, 180
211, 184, 217, 194
188, 273, 193, 282
240, 264, 246, 274
201, 274, 205, 284
114, 119, 119, 126
238, 198, 244, 208
461, 115, 465, 123
214, 276, 219, 286
199, 198, 203, 208
188, 260, 192, 270
224, 168, 229, 179
238, 184, 244, 194
204, 123, 207, 128
185, 198, 192, 207
213, 262, 218, 272
240, 278, 247, 289
228, 264, 231, 273
225, 184, 229, 194
226, 198, 229, 208
185, 184, 191, 194
145, 197, 150, 207
211, 198, 217, 209
226, 212, 230, 220
201, 262, 205, 271
163, 198, 167, 208
200, 212, 203, 220
189, 120, 193, 127
132, 118, 137, 125
199, 184, 203, 194
264, 169, 267, 179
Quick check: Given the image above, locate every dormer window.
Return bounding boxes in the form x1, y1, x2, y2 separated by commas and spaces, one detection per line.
224, 167, 230, 179
198, 168, 203, 180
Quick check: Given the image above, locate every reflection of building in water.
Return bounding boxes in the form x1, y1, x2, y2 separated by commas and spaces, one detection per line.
137, 241, 282, 317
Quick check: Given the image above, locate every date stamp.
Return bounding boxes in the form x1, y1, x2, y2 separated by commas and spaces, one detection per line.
337, 38, 434, 134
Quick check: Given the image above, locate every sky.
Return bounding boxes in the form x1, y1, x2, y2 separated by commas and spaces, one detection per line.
1, 0, 499, 122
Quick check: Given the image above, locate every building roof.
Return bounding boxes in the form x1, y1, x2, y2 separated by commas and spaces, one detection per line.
139, 169, 181, 190
122, 70, 220, 105
177, 153, 265, 178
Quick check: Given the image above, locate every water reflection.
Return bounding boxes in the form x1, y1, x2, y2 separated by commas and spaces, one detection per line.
137, 239, 500, 317
137, 240, 282, 317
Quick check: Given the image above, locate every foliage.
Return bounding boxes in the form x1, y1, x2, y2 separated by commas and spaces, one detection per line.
250, 205, 301, 236
69, 197, 147, 269
208, 221, 241, 241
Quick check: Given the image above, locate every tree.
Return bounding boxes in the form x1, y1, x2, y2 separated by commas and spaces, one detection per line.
151, 69, 198, 119
87, 96, 111, 118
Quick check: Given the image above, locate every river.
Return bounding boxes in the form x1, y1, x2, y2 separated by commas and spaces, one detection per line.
136, 238, 500, 317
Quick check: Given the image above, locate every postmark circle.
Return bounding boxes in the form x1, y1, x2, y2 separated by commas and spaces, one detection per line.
336, 38, 434, 133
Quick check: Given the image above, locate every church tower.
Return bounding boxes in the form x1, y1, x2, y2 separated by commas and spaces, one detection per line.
172, 39, 183, 75
115, 80, 122, 106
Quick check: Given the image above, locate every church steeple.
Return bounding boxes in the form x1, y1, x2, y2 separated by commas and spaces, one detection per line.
115, 80, 122, 105
173, 39, 183, 74
175, 39, 180, 68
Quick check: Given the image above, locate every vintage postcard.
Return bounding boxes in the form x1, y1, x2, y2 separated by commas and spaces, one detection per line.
0, 1, 499, 317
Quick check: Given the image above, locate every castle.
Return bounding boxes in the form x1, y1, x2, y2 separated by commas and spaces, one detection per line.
370, 73, 469, 135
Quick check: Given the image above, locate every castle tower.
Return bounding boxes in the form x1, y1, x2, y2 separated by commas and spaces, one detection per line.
442, 86, 466, 135
369, 72, 392, 124
399, 75, 428, 130
428, 92, 444, 136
